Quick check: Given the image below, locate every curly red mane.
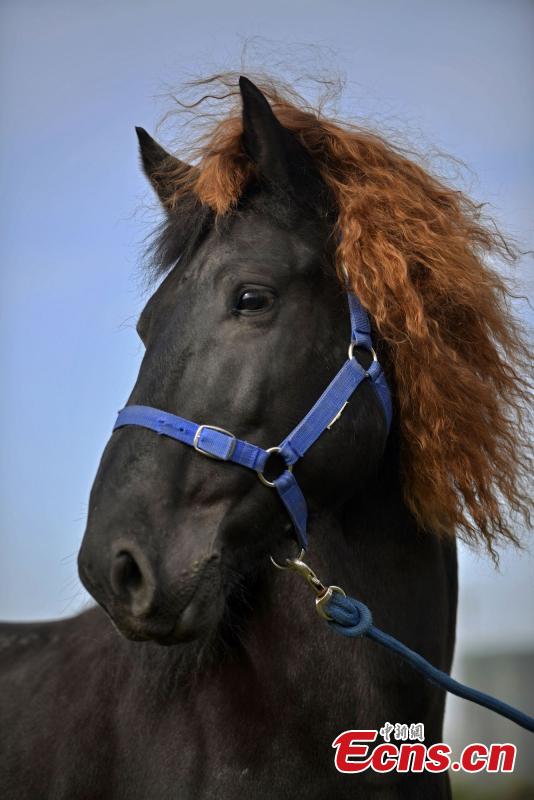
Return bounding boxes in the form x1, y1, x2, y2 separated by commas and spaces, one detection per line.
158, 74, 532, 553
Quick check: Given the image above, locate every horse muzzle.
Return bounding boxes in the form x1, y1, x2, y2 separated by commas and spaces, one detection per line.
78, 539, 223, 645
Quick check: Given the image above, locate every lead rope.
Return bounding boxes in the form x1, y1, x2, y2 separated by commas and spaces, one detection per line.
272, 552, 534, 733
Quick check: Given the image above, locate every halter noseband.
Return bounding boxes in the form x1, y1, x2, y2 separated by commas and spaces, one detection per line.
113, 292, 392, 549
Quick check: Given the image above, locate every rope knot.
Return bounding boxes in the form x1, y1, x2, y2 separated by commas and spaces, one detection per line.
326, 594, 373, 637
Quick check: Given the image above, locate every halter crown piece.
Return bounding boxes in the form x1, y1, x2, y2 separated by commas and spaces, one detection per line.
113, 291, 392, 549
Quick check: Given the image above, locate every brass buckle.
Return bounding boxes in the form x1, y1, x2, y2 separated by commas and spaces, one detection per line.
270, 550, 346, 621
270, 547, 306, 570
315, 585, 347, 619
193, 425, 237, 461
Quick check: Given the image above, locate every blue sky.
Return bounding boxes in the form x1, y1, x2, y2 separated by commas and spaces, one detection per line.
1, 0, 532, 682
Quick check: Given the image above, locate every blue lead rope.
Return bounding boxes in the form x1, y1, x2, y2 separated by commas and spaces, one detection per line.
325, 593, 534, 733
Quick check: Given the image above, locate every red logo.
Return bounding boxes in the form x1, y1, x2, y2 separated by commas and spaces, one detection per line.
332, 727, 516, 774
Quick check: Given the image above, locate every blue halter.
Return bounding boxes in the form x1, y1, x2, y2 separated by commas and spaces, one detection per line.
111, 290, 534, 734
113, 292, 392, 549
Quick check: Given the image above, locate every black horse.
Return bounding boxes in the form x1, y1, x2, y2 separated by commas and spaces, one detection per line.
1, 77, 459, 799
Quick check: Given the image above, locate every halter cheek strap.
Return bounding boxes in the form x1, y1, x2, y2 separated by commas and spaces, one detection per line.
113, 293, 392, 549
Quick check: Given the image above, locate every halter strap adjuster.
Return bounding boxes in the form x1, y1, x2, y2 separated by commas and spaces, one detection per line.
193, 425, 237, 461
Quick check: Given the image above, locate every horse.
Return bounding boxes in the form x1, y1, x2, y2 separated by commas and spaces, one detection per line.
1, 75, 531, 799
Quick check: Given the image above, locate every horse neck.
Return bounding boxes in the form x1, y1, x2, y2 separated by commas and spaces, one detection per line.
231, 455, 458, 747
241, 454, 416, 682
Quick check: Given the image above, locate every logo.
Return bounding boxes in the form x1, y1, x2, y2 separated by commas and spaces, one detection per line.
332, 724, 516, 774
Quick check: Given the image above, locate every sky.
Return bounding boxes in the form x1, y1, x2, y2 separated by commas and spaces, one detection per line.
1, 0, 533, 741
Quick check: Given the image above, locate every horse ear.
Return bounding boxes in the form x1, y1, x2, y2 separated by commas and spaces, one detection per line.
238, 76, 319, 198
135, 127, 194, 208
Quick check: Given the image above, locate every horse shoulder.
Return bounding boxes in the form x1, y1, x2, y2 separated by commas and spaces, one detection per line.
0, 607, 120, 799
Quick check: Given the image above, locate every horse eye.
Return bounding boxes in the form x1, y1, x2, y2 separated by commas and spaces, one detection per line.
235, 289, 273, 313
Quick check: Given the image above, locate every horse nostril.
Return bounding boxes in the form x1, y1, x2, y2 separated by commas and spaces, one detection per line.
110, 546, 156, 618
112, 552, 142, 593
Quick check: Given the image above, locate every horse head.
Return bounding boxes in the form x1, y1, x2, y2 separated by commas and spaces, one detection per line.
77, 78, 389, 644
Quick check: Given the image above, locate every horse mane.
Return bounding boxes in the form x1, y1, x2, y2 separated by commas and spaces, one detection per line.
150, 73, 532, 554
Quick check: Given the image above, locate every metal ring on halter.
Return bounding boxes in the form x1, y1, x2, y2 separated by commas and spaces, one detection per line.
348, 342, 378, 362
270, 548, 305, 570
257, 446, 293, 488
